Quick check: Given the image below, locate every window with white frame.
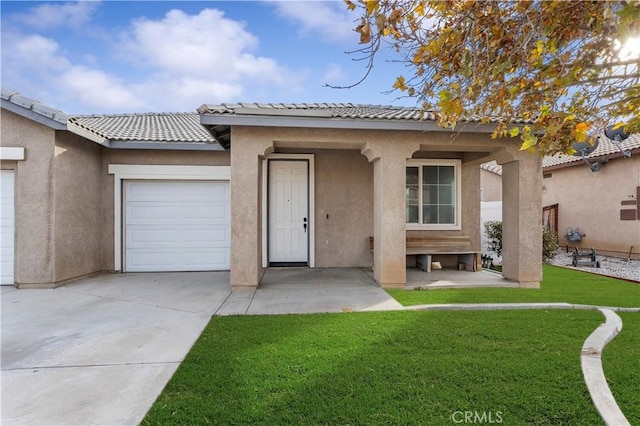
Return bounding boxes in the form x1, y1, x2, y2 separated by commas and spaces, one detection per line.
406, 159, 461, 229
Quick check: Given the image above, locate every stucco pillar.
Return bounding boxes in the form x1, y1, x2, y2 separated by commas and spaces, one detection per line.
230, 129, 273, 291
461, 162, 482, 251
363, 142, 419, 288
500, 152, 543, 287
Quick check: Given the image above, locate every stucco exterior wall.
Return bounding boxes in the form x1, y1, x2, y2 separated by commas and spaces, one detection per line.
312, 149, 373, 267
481, 169, 502, 202
542, 156, 640, 258
53, 131, 103, 282
1, 110, 56, 285
100, 149, 230, 271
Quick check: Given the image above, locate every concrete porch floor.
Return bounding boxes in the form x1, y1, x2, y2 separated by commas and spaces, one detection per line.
361, 267, 520, 289
404, 268, 520, 289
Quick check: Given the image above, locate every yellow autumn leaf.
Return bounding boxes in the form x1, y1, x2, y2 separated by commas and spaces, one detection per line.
415, 2, 425, 16
365, 0, 379, 16
507, 127, 520, 137
573, 122, 590, 142
520, 133, 538, 151
344, 0, 356, 11
393, 76, 408, 91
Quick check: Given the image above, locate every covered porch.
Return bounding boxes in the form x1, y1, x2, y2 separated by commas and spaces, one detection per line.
199, 103, 543, 291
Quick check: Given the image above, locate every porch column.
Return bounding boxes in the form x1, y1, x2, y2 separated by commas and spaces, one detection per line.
500, 152, 543, 287
230, 129, 273, 291
363, 142, 419, 288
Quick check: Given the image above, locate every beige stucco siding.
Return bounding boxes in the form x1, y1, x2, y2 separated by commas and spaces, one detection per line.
481, 169, 502, 202
313, 149, 373, 267
100, 149, 230, 271
1, 110, 56, 285
543, 156, 640, 258
53, 131, 103, 282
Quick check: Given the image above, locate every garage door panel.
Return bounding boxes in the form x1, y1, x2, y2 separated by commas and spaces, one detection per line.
127, 226, 229, 247
124, 181, 230, 272
126, 248, 229, 271
1, 170, 15, 285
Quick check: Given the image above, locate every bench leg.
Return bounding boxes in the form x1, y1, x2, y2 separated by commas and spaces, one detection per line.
416, 254, 432, 272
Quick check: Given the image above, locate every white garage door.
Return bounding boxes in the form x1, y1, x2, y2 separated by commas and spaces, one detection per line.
1, 170, 15, 285
124, 181, 230, 272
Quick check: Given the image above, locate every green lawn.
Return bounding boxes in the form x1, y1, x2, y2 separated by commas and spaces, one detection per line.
387, 265, 640, 307
143, 265, 639, 425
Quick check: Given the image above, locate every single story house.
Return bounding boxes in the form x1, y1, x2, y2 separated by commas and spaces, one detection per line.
542, 134, 640, 259
1, 88, 543, 289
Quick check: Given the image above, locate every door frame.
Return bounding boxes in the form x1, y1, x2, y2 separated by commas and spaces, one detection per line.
108, 164, 230, 272
262, 154, 315, 268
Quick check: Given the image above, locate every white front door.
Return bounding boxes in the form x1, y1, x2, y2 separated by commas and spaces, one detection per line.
269, 160, 309, 263
1, 170, 15, 285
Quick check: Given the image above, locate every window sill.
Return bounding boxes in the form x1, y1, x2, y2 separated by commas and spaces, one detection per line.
406, 224, 462, 231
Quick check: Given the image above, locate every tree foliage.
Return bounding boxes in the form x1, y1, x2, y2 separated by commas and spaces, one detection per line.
345, 0, 640, 155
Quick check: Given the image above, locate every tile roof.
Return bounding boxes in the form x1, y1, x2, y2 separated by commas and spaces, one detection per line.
198, 102, 530, 124
481, 160, 502, 175
69, 113, 216, 144
542, 133, 640, 169
1, 88, 68, 127
481, 134, 640, 174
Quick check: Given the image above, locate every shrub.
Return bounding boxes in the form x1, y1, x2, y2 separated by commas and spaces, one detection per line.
484, 220, 558, 262
484, 220, 503, 257
543, 227, 560, 262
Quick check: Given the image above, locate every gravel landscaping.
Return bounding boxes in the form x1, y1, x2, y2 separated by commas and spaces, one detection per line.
547, 252, 640, 283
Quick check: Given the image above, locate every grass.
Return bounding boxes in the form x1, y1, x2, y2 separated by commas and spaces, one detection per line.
387, 264, 640, 307
603, 312, 640, 422
143, 265, 639, 425
144, 309, 613, 425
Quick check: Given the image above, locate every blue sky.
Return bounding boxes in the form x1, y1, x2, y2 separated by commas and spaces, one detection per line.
1, 1, 414, 114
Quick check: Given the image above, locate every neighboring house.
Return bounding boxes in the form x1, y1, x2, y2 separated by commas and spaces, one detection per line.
542, 135, 640, 259
478, 136, 640, 261
1, 88, 543, 289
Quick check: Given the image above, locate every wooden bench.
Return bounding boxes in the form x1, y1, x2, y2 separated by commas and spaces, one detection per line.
369, 235, 480, 272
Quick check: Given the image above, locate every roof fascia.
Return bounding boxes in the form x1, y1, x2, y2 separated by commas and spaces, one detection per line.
2, 99, 67, 130
200, 114, 498, 134
109, 141, 226, 151
67, 121, 111, 147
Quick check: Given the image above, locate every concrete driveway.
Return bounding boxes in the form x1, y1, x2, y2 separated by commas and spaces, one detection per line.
1, 272, 231, 426
1, 269, 400, 425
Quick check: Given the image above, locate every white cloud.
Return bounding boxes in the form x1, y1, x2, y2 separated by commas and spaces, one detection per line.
270, 1, 356, 42
57, 66, 145, 110
122, 8, 304, 102
11, 1, 101, 31
321, 63, 347, 86
1, 5, 307, 113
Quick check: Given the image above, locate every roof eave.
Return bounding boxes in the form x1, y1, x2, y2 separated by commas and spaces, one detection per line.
199, 113, 500, 134
1, 99, 67, 130
108, 141, 226, 151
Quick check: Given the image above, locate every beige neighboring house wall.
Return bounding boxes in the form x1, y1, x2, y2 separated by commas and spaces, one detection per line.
1, 110, 103, 286
543, 153, 640, 259
481, 167, 503, 202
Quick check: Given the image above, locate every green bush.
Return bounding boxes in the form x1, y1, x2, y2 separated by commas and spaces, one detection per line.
484, 220, 559, 262
484, 220, 503, 257
543, 227, 559, 262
